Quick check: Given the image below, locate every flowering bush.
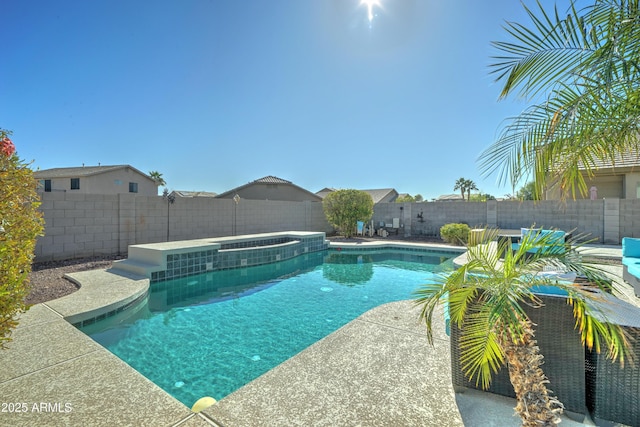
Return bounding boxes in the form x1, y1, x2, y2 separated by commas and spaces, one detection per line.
0, 129, 44, 349
0, 136, 15, 157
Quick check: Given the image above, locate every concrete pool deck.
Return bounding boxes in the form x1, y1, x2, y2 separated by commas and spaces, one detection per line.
0, 242, 632, 426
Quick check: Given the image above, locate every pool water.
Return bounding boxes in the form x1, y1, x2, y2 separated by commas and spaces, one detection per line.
83, 249, 456, 407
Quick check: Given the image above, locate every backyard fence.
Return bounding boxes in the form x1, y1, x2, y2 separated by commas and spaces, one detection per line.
34, 192, 640, 261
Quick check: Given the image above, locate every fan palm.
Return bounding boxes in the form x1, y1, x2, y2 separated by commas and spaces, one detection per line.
479, 0, 640, 200
414, 228, 629, 426
454, 177, 467, 201
464, 179, 478, 201
149, 170, 166, 187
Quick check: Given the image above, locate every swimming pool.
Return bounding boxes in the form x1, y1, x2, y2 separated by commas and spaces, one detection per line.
82, 248, 457, 407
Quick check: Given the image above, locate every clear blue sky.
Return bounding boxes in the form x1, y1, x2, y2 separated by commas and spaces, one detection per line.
3, 0, 563, 200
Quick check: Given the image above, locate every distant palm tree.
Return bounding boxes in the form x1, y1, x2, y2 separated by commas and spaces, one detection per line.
415, 228, 629, 426
149, 171, 166, 187
453, 177, 467, 201
464, 179, 478, 201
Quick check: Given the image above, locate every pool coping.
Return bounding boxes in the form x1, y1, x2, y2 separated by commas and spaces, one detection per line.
0, 240, 625, 426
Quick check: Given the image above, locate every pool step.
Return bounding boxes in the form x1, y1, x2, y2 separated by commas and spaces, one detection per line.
112, 259, 160, 277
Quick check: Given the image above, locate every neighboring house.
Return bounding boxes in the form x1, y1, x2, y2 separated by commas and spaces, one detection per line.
316, 188, 399, 203
216, 176, 322, 202
315, 187, 336, 200
34, 165, 158, 196
435, 193, 464, 201
362, 188, 398, 203
170, 190, 218, 198
546, 150, 640, 200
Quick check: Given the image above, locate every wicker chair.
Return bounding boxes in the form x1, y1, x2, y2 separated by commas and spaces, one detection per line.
450, 294, 588, 417
585, 292, 640, 427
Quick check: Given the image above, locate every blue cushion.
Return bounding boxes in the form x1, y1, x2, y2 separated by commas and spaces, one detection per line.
622, 257, 640, 267
520, 229, 565, 248
514, 228, 565, 256
623, 237, 640, 258
529, 245, 566, 255
628, 263, 640, 279
549, 230, 566, 243
521, 228, 543, 243
531, 285, 570, 296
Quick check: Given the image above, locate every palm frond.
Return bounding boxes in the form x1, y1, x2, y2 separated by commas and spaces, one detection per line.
415, 225, 632, 392
491, 1, 593, 99
568, 295, 632, 365
457, 306, 505, 389
484, 0, 640, 199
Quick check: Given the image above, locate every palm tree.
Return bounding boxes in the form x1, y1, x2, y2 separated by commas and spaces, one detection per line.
414, 228, 629, 426
464, 179, 478, 201
149, 171, 166, 187
454, 177, 467, 201
479, 1, 640, 200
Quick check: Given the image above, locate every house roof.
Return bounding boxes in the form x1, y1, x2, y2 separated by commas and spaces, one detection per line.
171, 190, 217, 198
251, 175, 292, 185
315, 188, 398, 203
436, 193, 464, 201
315, 187, 338, 198
583, 149, 640, 171
34, 165, 153, 180
215, 175, 322, 200
360, 188, 398, 203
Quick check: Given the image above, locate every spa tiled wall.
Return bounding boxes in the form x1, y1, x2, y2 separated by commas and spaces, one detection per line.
150, 235, 328, 283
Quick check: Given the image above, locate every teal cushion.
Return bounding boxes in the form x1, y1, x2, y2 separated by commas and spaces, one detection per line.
549, 230, 565, 243
515, 228, 565, 255
622, 257, 640, 267
521, 229, 565, 245
627, 263, 640, 279
528, 245, 566, 255
623, 237, 640, 258
521, 228, 544, 243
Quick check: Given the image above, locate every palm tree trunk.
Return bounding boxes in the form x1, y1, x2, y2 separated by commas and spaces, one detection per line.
497, 319, 563, 427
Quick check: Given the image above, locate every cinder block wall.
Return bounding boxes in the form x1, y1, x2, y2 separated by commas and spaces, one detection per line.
36, 193, 121, 260
374, 199, 633, 243
34, 193, 333, 261
496, 200, 605, 242
620, 199, 640, 239
34, 194, 640, 261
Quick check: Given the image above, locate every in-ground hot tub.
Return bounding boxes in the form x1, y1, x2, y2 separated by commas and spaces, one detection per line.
112, 231, 329, 283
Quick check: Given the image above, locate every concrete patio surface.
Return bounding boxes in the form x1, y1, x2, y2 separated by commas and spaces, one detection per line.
0, 242, 633, 426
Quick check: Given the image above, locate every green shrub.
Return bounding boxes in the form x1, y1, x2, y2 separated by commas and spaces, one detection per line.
0, 130, 44, 349
440, 223, 470, 245
323, 189, 373, 238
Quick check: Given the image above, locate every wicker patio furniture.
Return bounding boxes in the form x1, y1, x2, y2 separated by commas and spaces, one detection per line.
450, 293, 588, 417
450, 289, 640, 426
585, 292, 640, 427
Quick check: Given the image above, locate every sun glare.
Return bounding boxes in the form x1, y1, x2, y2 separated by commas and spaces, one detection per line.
360, 0, 382, 24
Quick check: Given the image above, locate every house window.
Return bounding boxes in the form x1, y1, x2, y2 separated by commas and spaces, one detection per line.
129, 182, 138, 193
70, 178, 80, 190
114, 179, 123, 186
44, 179, 51, 192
